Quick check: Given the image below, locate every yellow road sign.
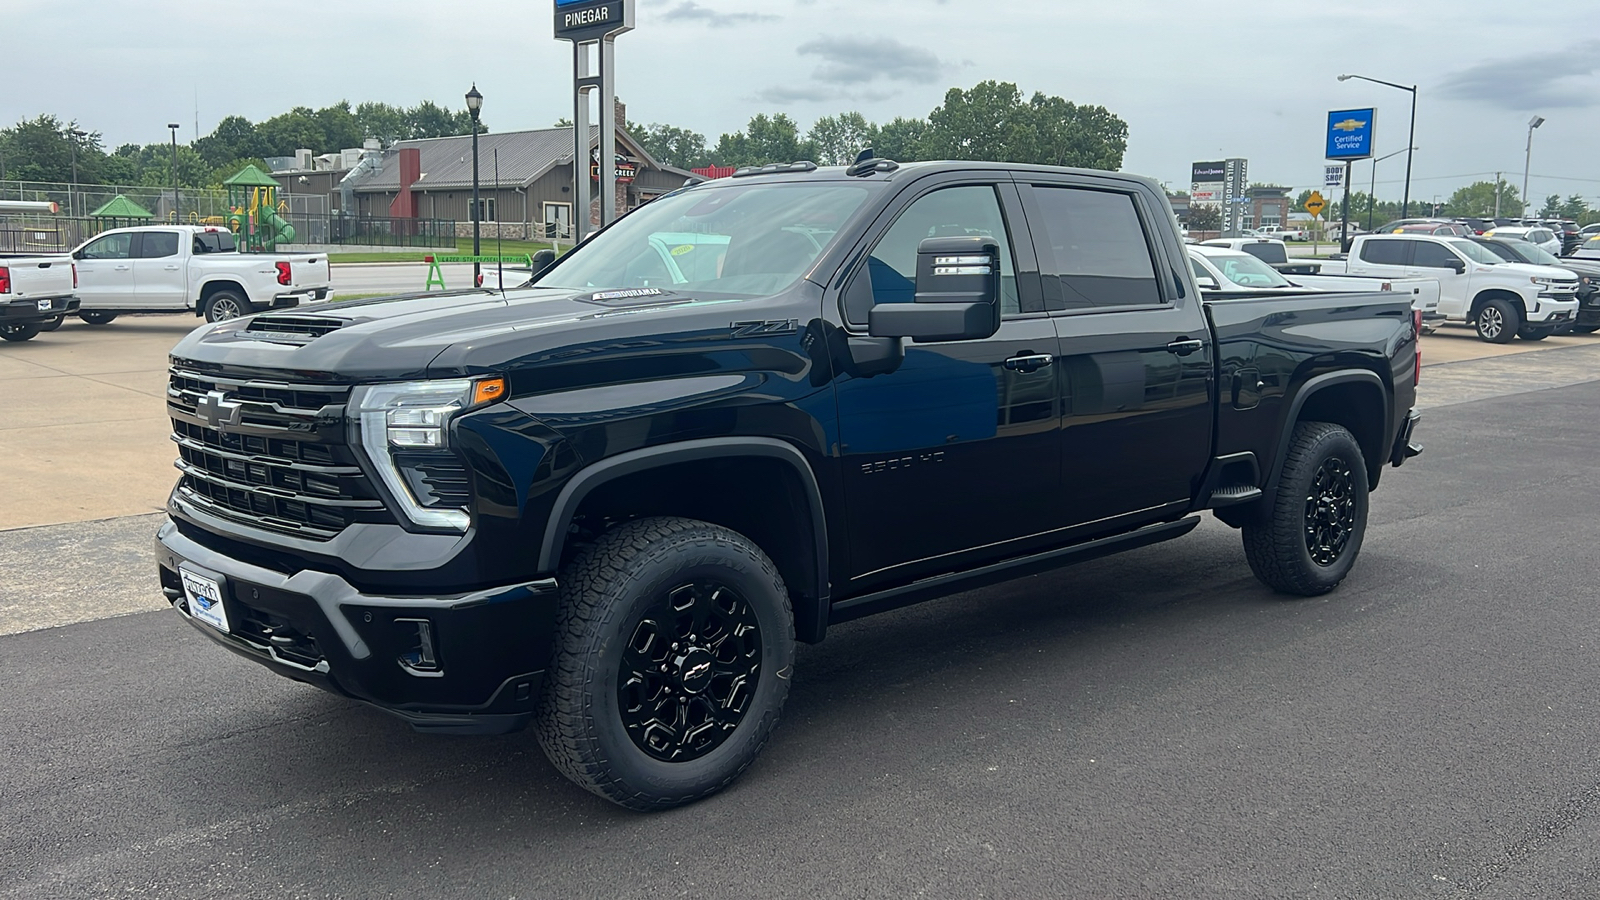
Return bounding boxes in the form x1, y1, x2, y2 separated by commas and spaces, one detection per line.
1305, 191, 1326, 216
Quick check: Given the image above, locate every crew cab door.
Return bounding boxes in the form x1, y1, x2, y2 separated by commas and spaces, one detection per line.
129, 230, 187, 309
73, 231, 137, 308
1404, 239, 1472, 317
1017, 178, 1214, 531
833, 177, 1062, 587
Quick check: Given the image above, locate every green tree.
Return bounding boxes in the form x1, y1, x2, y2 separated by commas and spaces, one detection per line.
1540, 194, 1562, 217
919, 80, 1127, 170
194, 115, 264, 167
712, 114, 815, 167
867, 116, 928, 162
628, 121, 709, 170
806, 112, 873, 166
1559, 194, 1590, 221
1186, 205, 1220, 230
1443, 180, 1522, 217
0, 114, 107, 183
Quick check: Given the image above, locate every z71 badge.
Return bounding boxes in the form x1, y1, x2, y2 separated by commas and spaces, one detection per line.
731, 319, 798, 337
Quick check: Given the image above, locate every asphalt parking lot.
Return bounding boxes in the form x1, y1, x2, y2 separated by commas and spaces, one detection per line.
6, 309, 1600, 897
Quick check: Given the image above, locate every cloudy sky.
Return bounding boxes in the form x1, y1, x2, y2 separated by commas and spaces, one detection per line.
8, 0, 1600, 205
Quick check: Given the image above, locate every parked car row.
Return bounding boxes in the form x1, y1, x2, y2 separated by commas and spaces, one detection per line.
1376, 217, 1594, 255
0, 225, 332, 343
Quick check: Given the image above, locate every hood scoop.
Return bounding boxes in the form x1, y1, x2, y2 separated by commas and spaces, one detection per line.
245, 314, 349, 344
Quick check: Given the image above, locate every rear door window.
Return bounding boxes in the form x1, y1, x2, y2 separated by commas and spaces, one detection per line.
1410, 242, 1461, 269
1028, 186, 1163, 309
1359, 239, 1408, 266
136, 231, 180, 259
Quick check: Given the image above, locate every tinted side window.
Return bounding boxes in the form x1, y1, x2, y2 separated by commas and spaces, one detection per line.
1411, 242, 1461, 269
82, 233, 133, 260
1238, 242, 1287, 264
845, 185, 1019, 325
1030, 187, 1161, 309
194, 232, 236, 253
1359, 239, 1408, 266
137, 231, 179, 259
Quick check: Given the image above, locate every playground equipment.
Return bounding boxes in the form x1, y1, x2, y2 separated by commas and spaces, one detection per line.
222, 164, 296, 252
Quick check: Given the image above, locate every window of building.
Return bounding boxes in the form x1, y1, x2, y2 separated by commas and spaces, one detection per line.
475, 198, 497, 223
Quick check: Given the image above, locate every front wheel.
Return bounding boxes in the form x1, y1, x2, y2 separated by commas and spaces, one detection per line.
1242, 422, 1369, 596
203, 290, 252, 323
536, 516, 795, 810
1474, 299, 1520, 344
0, 323, 41, 342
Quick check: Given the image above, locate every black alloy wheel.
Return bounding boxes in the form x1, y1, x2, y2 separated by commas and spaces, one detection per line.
1304, 455, 1356, 567
618, 580, 763, 762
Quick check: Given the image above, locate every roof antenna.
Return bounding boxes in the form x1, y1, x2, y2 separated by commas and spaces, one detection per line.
853, 148, 875, 165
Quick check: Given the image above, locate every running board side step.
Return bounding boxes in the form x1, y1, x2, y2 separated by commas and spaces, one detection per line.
829, 517, 1201, 625
1207, 485, 1263, 506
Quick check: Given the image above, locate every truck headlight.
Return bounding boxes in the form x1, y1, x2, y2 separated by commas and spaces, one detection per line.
350, 377, 506, 530
1530, 276, 1555, 286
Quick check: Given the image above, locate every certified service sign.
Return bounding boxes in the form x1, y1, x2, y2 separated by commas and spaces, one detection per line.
555, 0, 635, 41
1325, 108, 1375, 160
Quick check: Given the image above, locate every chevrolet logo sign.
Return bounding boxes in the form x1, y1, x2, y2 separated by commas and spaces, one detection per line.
195, 390, 243, 431
1332, 118, 1367, 132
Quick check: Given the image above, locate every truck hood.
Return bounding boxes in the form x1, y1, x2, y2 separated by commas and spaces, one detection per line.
167, 286, 764, 382
1488, 262, 1579, 281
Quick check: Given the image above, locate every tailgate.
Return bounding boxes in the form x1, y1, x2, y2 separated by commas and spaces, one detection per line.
2, 257, 74, 298
287, 254, 331, 291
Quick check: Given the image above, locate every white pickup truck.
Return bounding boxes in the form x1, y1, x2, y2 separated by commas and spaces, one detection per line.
1188, 245, 1441, 329
1, 255, 80, 342
68, 225, 331, 324
1328, 233, 1579, 343
1256, 225, 1309, 242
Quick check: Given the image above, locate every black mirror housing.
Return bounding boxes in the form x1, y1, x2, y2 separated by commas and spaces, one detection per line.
868, 236, 1001, 342
1449, 259, 1466, 273
530, 248, 556, 277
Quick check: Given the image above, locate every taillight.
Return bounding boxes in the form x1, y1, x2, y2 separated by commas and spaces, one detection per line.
1414, 309, 1423, 386
274, 260, 292, 285
72, 263, 78, 289
0, 266, 10, 294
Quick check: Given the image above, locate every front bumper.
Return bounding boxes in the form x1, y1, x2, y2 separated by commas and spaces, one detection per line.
156, 517, 558, 734
3, 294, 78, 324
1575, 288, 1600, 327
1526, 296, 1579, 325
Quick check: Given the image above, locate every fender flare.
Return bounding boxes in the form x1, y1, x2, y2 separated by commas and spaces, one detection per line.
536, 437, 833, 642
1264, 369, 1389, 496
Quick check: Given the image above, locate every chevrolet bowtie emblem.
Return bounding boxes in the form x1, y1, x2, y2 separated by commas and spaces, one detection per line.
1332, 118, 1367, 132
195, 390, 243, 431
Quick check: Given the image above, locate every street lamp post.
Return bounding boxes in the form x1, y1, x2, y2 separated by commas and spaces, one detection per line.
1368, 146, 1418, 231
167, 123, 181, 222
1338, 74, 1417, 218
465, 84, 483, 287
67, 127, 87, 217
1523, 116, 1544, 218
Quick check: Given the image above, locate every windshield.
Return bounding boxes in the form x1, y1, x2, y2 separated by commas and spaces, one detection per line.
1449, 240, 1507, 265
539, 182, 875, 296
1503, 239, 1561, 266
1211, 253, 1291, 288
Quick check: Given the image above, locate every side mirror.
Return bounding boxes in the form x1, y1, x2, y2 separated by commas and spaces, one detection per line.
71, 249, 84, 260
1196, 276, 1220, 290
1447, 258, 1466, 274
530, 248, 557, 278
869, 236, 1001, 342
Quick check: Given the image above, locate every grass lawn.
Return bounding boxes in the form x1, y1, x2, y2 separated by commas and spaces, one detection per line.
328, 237, 558, 265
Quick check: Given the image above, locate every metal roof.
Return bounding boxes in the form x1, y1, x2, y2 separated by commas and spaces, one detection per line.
352, 125, 642, 193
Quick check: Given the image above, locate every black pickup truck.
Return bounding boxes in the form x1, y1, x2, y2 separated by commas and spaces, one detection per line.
156, 159, 1422, 810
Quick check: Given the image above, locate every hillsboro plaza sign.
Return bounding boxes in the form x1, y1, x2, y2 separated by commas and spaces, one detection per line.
554, 0, 635, 241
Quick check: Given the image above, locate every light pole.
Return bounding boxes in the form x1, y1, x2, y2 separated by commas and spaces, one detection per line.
1338, 74, 1417, 218
1522, 115, 1544, 218
168, 123, 181, 222
1368, 146, 1417, 230
67, 127, 87, 217
465, 84, 483, 286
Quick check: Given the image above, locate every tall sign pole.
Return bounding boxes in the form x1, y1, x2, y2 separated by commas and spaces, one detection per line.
1325, 107, 1375, 253
555, 0, 634, 243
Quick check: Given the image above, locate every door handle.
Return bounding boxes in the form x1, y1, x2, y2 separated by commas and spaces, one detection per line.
1004, 353, 1054, 372
164, 265, 179, 271
114, 265, 131, 271
1166, 338, 1204, 356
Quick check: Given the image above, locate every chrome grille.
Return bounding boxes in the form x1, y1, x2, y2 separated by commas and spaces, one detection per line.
167, 366, 386, 539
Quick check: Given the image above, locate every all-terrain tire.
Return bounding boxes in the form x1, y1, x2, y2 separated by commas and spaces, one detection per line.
535, 516, 795, 811
1242, 422, 1369, 596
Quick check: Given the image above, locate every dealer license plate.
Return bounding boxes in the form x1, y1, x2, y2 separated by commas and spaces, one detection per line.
37, 298, 51, 310
180, 567, 230, 633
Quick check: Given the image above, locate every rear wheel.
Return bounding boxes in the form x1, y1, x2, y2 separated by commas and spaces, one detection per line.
1474, 299, 1519, 344
1242, 422, 1369, 596
1518, 327, 1555, 341
0, 323, 41, 342
203, 290, 252, 323
38, 316, 64, 332
536, 516, 795, 810
1571, 325, 1600, 334
78, 311, 117, 325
